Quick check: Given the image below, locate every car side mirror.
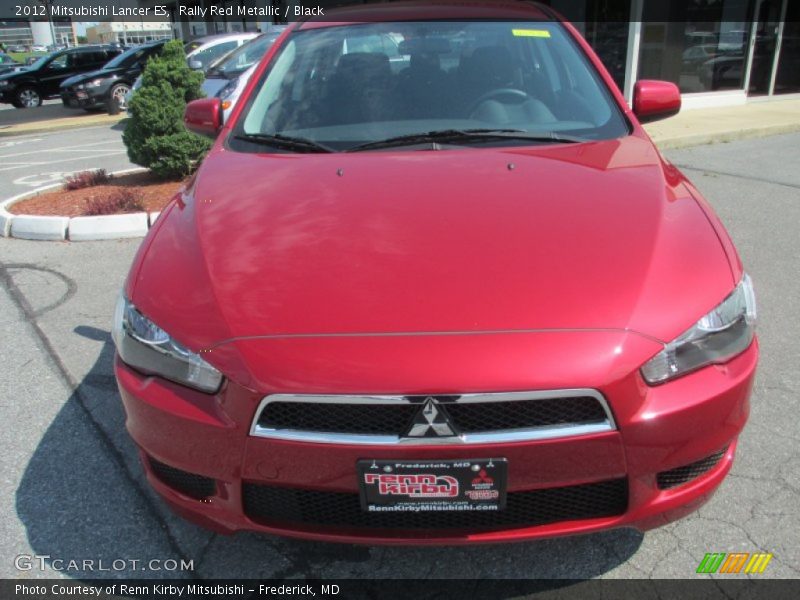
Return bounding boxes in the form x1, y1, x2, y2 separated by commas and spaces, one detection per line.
188, 59, 203, 70
633, 80, 681, 124
184, 98, 223, 138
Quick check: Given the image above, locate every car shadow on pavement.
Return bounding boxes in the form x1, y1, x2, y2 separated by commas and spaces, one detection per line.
16, 326, 643, 585
111, 119, 129, 132
0, 103, 104, 126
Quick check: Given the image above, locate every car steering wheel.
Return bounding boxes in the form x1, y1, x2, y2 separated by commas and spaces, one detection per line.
467, 88, 533, 117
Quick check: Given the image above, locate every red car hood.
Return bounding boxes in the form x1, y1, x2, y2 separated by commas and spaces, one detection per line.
132, 135, 734, 352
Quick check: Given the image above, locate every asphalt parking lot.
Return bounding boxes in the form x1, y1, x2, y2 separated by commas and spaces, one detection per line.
0, 126, 133, 197
0, 132, 798, 581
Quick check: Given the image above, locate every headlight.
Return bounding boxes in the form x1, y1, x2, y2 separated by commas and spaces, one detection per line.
112, 294, 222, 393
0, 80, 10, 88
216, 77, 239, 109
86, 78, 104, 87
216, 77, 239, 100
641, 274, 757, 384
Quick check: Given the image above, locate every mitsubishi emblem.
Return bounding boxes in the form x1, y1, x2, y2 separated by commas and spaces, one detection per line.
405, 397, 457, 437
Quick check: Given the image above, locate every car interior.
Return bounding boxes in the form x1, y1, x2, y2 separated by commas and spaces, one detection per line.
240, 22, 625, 146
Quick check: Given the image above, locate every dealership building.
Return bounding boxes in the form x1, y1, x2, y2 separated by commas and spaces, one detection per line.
85, 22, 173, 45
0, 19, 77, 48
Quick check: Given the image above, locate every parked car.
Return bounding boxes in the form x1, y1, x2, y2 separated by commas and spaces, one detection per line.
31, 44, 48, 52
123, 33, 257, 110
682, 44, 718, 71
60, 40, 166, 113
116, 2, 758, 544
185, 33, 257, 73
0, 45, 122, 108
201, 28, 287, 120
8, 44, 28, 53
699, 54, 746, 90
0, 53, 24, 76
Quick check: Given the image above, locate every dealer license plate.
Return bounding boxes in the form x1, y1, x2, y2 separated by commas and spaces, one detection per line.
357, 458, 507, 512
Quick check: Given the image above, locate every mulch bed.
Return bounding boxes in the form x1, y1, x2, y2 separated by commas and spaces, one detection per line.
9, 171, 184, 217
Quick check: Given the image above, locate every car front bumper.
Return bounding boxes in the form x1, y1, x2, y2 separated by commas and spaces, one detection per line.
60, 88, 105, 108
115, 338, 757, 545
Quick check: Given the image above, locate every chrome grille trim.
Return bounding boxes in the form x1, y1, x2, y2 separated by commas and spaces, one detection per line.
250, 389, 616, 445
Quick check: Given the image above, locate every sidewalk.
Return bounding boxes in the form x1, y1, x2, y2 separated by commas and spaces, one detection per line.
0, 104, 126, 137
644, 97, 800, 149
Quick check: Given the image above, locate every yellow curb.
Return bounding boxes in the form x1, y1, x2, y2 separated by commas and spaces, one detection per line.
0, 114, 127, 137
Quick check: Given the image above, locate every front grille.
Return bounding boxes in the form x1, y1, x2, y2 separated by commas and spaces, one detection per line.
243, 478, 628, 533
261, 401, 419, 435
657, 449, 727, 490
148, 457, 216, 500
256, 392, 610, 440
446, 397, 606, 432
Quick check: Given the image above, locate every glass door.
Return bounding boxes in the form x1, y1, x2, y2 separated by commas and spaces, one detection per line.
773, 0, 800, 94
746, 0, 782, 95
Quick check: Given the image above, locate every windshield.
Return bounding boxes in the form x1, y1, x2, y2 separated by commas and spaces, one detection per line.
103, 45, 152, 69
235, 21, 628, 152
184, 40, 204, 53
28, 52, 59, 70
207, 32, 282, 78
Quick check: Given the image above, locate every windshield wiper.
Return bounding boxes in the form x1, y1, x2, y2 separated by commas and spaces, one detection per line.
346, 129, 587, 152
233, 133, 334, 154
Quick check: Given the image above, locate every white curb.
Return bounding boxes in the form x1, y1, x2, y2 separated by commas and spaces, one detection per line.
0, 210, 11, 237
69, 212, 149, 241
11, 215, 70, 241
0, 167, 171, 242
1, 182, 64, 238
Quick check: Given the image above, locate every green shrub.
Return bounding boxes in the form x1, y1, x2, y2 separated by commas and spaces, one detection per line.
122, 40, 211, 179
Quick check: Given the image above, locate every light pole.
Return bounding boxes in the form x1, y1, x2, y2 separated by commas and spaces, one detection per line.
36, 0, 58, 47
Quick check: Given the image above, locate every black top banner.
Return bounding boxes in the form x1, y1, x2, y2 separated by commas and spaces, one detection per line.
0, 0, 796, 24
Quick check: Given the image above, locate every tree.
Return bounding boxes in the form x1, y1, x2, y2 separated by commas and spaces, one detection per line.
122, 40, 211, 179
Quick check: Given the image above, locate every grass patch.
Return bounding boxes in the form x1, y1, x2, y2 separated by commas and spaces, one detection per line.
8, 51, 45, 63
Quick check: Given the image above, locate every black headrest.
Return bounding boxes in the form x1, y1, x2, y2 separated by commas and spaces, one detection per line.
461, 45, 515, 83
336, 52, 390, 78
398, 37, 451, 55
470, 46, 514, 69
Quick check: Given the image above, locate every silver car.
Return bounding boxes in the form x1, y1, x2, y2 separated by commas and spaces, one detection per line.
201, 28, 287, 120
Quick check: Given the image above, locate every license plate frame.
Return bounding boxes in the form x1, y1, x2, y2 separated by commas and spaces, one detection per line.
357, 458, 507, 513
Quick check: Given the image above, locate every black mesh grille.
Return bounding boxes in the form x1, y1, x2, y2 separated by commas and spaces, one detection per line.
148, 457, 216, 500
242, 479, 628, 533
446, 397, 606, 432
657, 449, 727, 490
258, 395, 608, 436
259, 402, 418, 435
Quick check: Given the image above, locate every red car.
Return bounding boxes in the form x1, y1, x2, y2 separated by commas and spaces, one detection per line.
113, 1, 758, 545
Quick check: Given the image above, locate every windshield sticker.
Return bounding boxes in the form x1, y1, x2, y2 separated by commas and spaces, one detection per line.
512, 29, 551, 38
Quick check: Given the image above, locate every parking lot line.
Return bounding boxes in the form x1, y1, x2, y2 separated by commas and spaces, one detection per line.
0, 151, 128, 172
0, 139, 124, 159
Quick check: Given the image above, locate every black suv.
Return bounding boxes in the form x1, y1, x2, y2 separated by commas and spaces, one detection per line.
0, 46, 122, 108
61, 41, 167, 113
0, 53, 23, 76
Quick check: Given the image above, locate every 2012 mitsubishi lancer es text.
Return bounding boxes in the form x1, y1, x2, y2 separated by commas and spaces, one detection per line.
112, 1, 759, 544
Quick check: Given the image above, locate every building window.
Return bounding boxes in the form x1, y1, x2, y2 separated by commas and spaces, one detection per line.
638, 0, 752, 93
